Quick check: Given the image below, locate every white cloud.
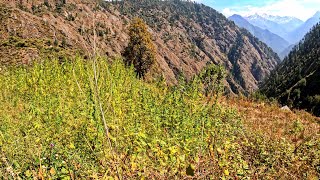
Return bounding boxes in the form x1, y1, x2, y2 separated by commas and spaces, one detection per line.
222, 0, 320, 20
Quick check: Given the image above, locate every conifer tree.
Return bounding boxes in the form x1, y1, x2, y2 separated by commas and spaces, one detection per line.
123, 18, 156, 78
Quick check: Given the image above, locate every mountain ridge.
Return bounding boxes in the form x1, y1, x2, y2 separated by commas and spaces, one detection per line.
229, 14, 290, 56
256, 13, 303, 27
0, 0, 280, 94
245, 14, 291, 40
238, 12, 320, 59
288, 11, 320, 43
244, 12, 320, 45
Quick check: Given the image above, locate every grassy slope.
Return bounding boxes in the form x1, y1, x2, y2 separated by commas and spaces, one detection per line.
225, 97, 320, 142
0, 57, 319, 179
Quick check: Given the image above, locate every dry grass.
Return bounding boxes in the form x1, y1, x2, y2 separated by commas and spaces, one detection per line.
222, 96, 320, 143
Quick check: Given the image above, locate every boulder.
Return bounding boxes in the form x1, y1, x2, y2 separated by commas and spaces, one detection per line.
281, 105, 291, 111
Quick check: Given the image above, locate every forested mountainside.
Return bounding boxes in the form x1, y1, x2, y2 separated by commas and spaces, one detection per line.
260, 23, 320, 116
0, 0, 280, 94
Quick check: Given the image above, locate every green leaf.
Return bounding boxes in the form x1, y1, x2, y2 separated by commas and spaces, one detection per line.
186, 164, 195, 176
61, 167, 68, 174
25, 170, 32, 177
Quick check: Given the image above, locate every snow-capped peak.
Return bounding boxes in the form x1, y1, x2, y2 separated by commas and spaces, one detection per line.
246, 13, 303, 25
246, 13, 262, 20
313, 11, 320, 18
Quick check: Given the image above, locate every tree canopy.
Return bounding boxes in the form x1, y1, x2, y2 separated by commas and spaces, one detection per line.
123, 17, 156, 78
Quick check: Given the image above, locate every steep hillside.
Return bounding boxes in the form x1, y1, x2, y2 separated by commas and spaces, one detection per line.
229, 14, 290, 56
260, 23, 320, 116
0, 0, 280, 94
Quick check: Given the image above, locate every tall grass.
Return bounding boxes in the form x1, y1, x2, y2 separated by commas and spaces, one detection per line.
0, 57, 319, 179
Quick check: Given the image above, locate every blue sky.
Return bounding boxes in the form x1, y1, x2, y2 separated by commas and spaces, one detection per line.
195, 0, 320, 20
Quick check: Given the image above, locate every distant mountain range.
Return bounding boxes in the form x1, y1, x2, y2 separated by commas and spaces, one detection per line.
229, 15, 290, 56
246, 14, 303, 38
279, 44, 295, 60
259, 14, 304, 29
229, 12, 320, 59
288, 11, 320, 43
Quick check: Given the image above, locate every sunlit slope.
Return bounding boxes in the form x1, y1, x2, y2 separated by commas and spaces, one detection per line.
0, 58, 319, 179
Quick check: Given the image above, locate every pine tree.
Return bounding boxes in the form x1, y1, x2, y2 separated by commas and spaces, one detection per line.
123, 18, 156, 78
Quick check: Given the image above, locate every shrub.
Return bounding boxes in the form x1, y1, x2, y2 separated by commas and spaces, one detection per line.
250, 92, 268, 102
44, 0, 50, 8
66, 14, 75, 21
199, 63, 226, 97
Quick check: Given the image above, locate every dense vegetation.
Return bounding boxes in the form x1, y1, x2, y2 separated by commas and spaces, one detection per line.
260, 23, 320, 116
0, 57, 319, 179
0, 0, 319, 179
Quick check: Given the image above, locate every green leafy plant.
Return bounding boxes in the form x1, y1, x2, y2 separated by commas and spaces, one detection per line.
198, 63, 226, 105
0, 56, 319, 179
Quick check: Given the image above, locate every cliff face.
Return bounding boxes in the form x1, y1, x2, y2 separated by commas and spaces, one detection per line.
0, 0, 280, 94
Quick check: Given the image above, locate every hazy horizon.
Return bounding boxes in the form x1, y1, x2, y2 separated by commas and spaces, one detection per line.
194, 0, 320, 21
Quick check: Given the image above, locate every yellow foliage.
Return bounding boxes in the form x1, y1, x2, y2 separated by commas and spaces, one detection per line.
123, 18, 156, 78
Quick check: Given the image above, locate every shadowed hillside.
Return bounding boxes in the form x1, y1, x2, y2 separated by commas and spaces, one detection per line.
261, 23, 320, 116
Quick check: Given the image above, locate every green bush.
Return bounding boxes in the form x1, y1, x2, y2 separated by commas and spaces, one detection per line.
0, 57, 244, 178
198, 64, 226, 97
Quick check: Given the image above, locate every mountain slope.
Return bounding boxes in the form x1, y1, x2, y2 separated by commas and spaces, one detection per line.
260, 23, 320, 116
0, 0, 280, 94
229, 14, 290, 56
279, 44, 295, 59
289, 11, 320, 43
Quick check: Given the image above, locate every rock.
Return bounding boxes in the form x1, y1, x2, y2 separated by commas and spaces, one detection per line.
281, 105, 291, 111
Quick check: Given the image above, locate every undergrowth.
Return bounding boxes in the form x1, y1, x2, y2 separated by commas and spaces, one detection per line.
0, 57, 319, 179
